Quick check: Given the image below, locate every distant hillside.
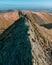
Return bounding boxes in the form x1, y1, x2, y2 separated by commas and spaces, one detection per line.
0, 10, 52, 32
0, 10, 19, 33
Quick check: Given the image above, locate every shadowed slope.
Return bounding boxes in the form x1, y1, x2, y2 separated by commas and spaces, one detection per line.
40, 23, 52, 29
0, 17, 32, 65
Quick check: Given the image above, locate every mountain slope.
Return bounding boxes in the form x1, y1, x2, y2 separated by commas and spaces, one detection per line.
0, 10, 52, 65
0, 10, 19, 33
32, 11, 52, 24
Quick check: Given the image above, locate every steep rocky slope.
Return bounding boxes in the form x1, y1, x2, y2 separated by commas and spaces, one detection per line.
0, 10, 52, 65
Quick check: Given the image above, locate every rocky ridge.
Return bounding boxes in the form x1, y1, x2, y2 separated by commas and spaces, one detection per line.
0, 10, 52, 65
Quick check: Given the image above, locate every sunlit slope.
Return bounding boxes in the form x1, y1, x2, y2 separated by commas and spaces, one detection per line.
0, 10, 19, 33
32, 12, 52, 24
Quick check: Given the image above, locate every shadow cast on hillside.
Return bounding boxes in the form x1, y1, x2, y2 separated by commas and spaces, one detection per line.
0, 17, 33, 65
40, 23, 52, 29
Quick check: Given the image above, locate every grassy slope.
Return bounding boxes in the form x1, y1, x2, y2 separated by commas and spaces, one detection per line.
0, 10, 52, 42
0, 10, 19, 33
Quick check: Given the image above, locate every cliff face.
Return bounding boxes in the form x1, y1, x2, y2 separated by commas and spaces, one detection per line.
0, 10, 52, 65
